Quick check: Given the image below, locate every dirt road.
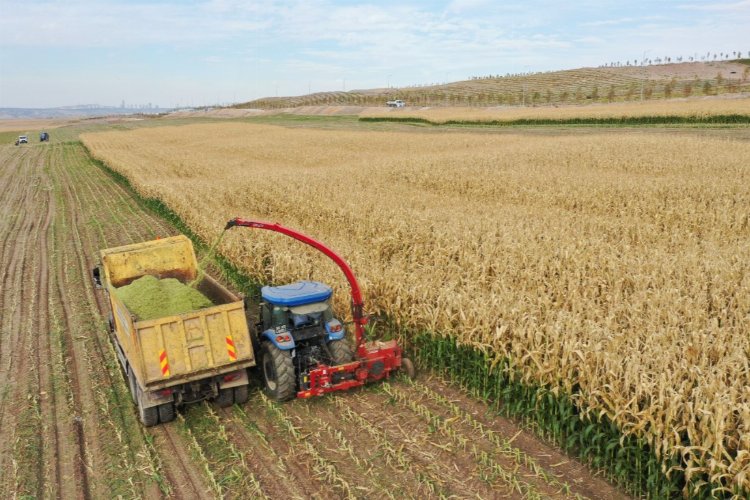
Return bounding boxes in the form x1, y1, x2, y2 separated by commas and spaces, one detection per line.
0, 140, 627, 499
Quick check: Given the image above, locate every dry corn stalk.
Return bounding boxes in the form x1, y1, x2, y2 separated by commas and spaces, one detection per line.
82, 122, 750, 491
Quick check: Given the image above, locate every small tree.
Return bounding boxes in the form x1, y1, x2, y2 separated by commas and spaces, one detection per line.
683, 82, 693, 97
703, 81, 712, 95
607, 85, 615, 102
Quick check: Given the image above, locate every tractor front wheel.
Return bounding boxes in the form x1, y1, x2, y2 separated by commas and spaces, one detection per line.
328, 338, 354, 366
261, 343, 295, 401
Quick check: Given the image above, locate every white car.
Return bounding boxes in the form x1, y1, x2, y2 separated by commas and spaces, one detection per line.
386, 100, 405, 108
18, 135, 28, 144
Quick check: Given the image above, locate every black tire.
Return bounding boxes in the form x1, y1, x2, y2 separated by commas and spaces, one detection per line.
261, 342, 295, 401
401, 357, 416, 379
136, 385, 159, 427
108, 313, 115, 333
233, 385, 249, 405
215, 387, 234, 408
158, 402, 175, 423
329, 338, 354, 366
127, 367, 137, 403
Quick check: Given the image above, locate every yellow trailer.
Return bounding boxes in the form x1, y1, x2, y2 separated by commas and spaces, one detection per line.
94, 235, 255, 426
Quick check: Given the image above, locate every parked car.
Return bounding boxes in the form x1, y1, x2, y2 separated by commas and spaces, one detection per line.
40, 132, 49, 142
386, 99, 405, 108
18, 135, 28, 144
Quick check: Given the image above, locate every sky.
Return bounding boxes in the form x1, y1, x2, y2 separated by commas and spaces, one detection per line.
1, 0, 748, 108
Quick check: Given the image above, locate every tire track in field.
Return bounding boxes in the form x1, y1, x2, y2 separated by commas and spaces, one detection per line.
51, 177, 94, 500
221, 401, 321, 500
0, 146, 46, 495
51, 143, 161, 498
0, 148, 37, 376
150, 426, 210, 499
33, 149, 61, 498
58, 142, 207, 499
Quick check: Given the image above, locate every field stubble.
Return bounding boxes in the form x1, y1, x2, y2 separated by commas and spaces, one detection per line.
81, 121, 750, 495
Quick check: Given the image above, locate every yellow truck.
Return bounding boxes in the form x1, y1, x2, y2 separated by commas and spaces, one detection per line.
93, 235, 255, 426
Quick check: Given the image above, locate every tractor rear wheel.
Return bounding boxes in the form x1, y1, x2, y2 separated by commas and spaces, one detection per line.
329, 338, 354, 366
261, 342, 295, 401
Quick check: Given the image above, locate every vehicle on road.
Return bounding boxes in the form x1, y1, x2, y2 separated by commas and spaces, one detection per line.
386, 99, 405, 108
40, 132, 49, 142
18, 135, 28, 144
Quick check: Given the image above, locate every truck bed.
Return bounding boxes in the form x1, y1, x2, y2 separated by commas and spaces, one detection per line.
101, 236, 255, 391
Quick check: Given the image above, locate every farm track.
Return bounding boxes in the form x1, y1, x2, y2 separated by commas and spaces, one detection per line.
0, 139, 629, 498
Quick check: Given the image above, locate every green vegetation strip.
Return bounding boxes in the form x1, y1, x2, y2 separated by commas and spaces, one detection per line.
84, 141, 745, 499
359, 114, 750, 127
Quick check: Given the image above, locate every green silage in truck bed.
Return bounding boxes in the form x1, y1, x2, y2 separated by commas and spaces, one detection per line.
115, 275, 213, 321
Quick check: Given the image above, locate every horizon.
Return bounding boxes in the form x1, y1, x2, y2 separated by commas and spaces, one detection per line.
1, 0, 749, 108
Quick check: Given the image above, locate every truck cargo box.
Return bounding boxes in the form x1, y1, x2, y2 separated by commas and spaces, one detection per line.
97, 235, 255, 425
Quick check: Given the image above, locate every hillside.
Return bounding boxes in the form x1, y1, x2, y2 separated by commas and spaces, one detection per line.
237, 61, 750, 110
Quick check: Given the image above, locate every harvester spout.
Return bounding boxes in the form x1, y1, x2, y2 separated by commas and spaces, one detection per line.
225, 218, 368, 352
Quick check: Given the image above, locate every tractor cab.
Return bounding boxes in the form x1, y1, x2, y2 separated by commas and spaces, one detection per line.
260, 281, 339, 338
257, 281, 354, 400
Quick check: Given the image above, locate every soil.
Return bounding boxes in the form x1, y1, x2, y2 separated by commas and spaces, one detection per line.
0, 138, 631, 499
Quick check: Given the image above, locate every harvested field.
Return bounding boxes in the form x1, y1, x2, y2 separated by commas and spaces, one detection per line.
0, 132, 625, 498
82, 121, 750, 497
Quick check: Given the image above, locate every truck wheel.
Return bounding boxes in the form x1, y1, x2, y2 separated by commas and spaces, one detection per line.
215, 388, 234, 408
158, 402, 175, 423
233, 385, 249, 405
136, 385, 159, 427
329, 338, 354, 365
261, 342, 295, 401
127, 368, 137, 403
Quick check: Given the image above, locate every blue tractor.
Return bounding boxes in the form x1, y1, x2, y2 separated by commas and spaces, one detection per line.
255, 280, 354, 400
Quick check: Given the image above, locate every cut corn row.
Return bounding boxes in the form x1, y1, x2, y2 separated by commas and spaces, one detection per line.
82, 123, 750, 496
331, 396, 446, 497
408, 377, 576, 495
259, 393, 357, 499
382, 382, 547, 499
178, 406, 267, 500
230, 404, 291, 475
304, 410, 398, 500
175, 413, 223, 498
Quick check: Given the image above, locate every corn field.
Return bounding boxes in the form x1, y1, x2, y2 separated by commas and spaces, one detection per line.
81, 122, 750, 496
360, 96, 750, 124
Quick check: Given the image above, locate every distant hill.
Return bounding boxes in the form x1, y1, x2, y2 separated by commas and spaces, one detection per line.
0, 106, 173, 120
237, 60, 750, 110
